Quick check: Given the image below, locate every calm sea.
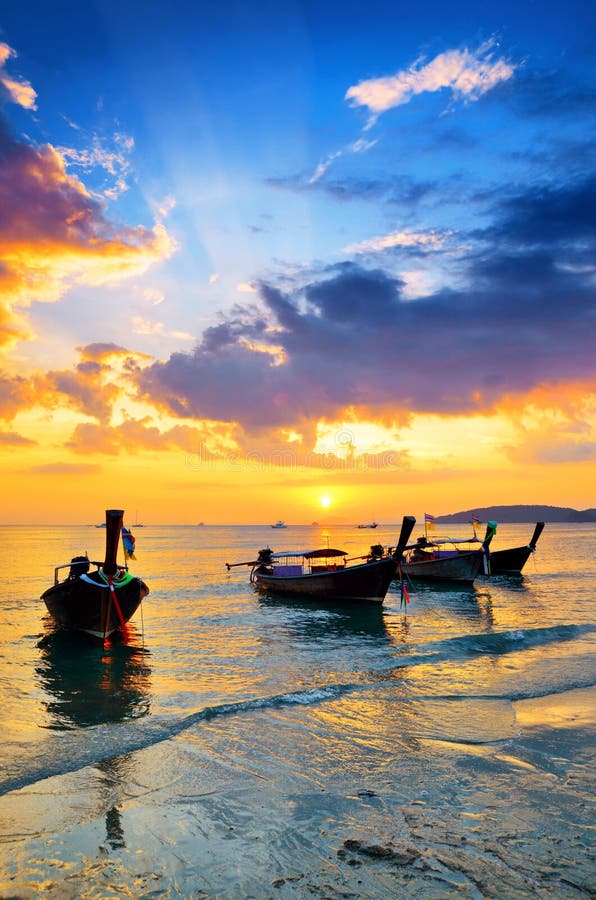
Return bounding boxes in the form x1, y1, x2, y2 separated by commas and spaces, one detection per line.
0, 522, 594, 898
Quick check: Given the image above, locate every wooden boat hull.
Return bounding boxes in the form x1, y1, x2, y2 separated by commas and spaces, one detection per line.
489, 546, 534, 575
403, 551, 484, 583
489, 524, 544, 574
253, 557, 398, 604
41, 572, 149, 639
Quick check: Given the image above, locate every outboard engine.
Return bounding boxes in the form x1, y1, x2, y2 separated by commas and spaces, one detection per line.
68, 555, 90, 579
369, 544, 385, 559
250, 547, 274, 583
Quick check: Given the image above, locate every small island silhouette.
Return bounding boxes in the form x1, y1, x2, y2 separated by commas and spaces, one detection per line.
435, 504, 596, 523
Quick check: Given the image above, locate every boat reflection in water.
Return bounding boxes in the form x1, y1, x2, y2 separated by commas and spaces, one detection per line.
258, 594, 389, 642
95, 756, 134, 851
405, 579, 496, 628
36, 626, 151, 729
35, 627, 152, 853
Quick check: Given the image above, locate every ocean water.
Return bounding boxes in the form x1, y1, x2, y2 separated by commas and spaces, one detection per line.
0, 522, 593, 898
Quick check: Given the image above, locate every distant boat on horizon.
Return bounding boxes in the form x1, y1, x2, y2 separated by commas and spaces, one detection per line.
357, 522, 378, 529
271, 520, 288, 529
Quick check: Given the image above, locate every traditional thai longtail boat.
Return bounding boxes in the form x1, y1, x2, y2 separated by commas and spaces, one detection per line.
398, 521, 498, 583
489, 522, 544, 574
226, 516, 416, 604
41, 509, 149, 641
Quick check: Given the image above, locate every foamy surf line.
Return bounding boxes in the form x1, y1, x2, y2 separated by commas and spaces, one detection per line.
1, 624, 593, 797
383, 623, 595, 671
0, 685, 353, 797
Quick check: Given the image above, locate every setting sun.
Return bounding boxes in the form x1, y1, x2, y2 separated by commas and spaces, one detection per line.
319, 494, 332, 509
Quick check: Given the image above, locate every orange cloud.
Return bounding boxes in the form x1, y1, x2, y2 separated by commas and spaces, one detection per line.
0, 343, 152, 424
0, 429, 36, 445
495, 380, 596, 419
0, 133, 175, 350
76, 342, 153, 368
66, 417, 233, 456
33, 343, 158, 422
495, 379, 596, 465
28, 462, 101, 474
0, 371, 38, 419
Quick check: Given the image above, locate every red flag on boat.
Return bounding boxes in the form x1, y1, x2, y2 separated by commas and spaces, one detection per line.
399, 566, 410, 606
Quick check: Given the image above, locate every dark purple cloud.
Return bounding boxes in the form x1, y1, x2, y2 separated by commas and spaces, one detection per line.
486, 174, 596, 249
509, 67, 596, 122
267, 172, 439, 208
137, 172, 596, 432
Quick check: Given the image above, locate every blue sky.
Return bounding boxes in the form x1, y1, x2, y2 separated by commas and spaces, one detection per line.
3, 1, 594, 361
0, 0, 594, 520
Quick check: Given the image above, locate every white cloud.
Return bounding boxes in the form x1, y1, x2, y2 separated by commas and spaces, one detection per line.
131, 317, 165, 335
309, 40, 515, 183
236, 282, 258, 293
309, 140, 377, 184
309, 151, 343, 185
136, 286, 165, 306
131, 317, 193, 341
344, 229, 450, 255
169, 330, 194, 341
58, 133, 134, 199
0, 42, 37, 109
156, 195, 176, 218
400, 270, 438, 299
349, 137, 378, 153
346, 40, 516, 126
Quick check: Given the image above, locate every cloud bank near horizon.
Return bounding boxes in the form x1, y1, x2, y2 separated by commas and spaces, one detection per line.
137, 170, 595, 441
0, 30, 593, 475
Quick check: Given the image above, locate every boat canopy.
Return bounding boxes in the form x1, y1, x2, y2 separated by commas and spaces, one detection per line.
303, 548, 347, 559
404, 536, 480, 550
269, 548, 347, 560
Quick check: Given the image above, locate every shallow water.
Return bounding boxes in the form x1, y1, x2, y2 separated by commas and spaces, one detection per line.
0, 522, 594, 897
